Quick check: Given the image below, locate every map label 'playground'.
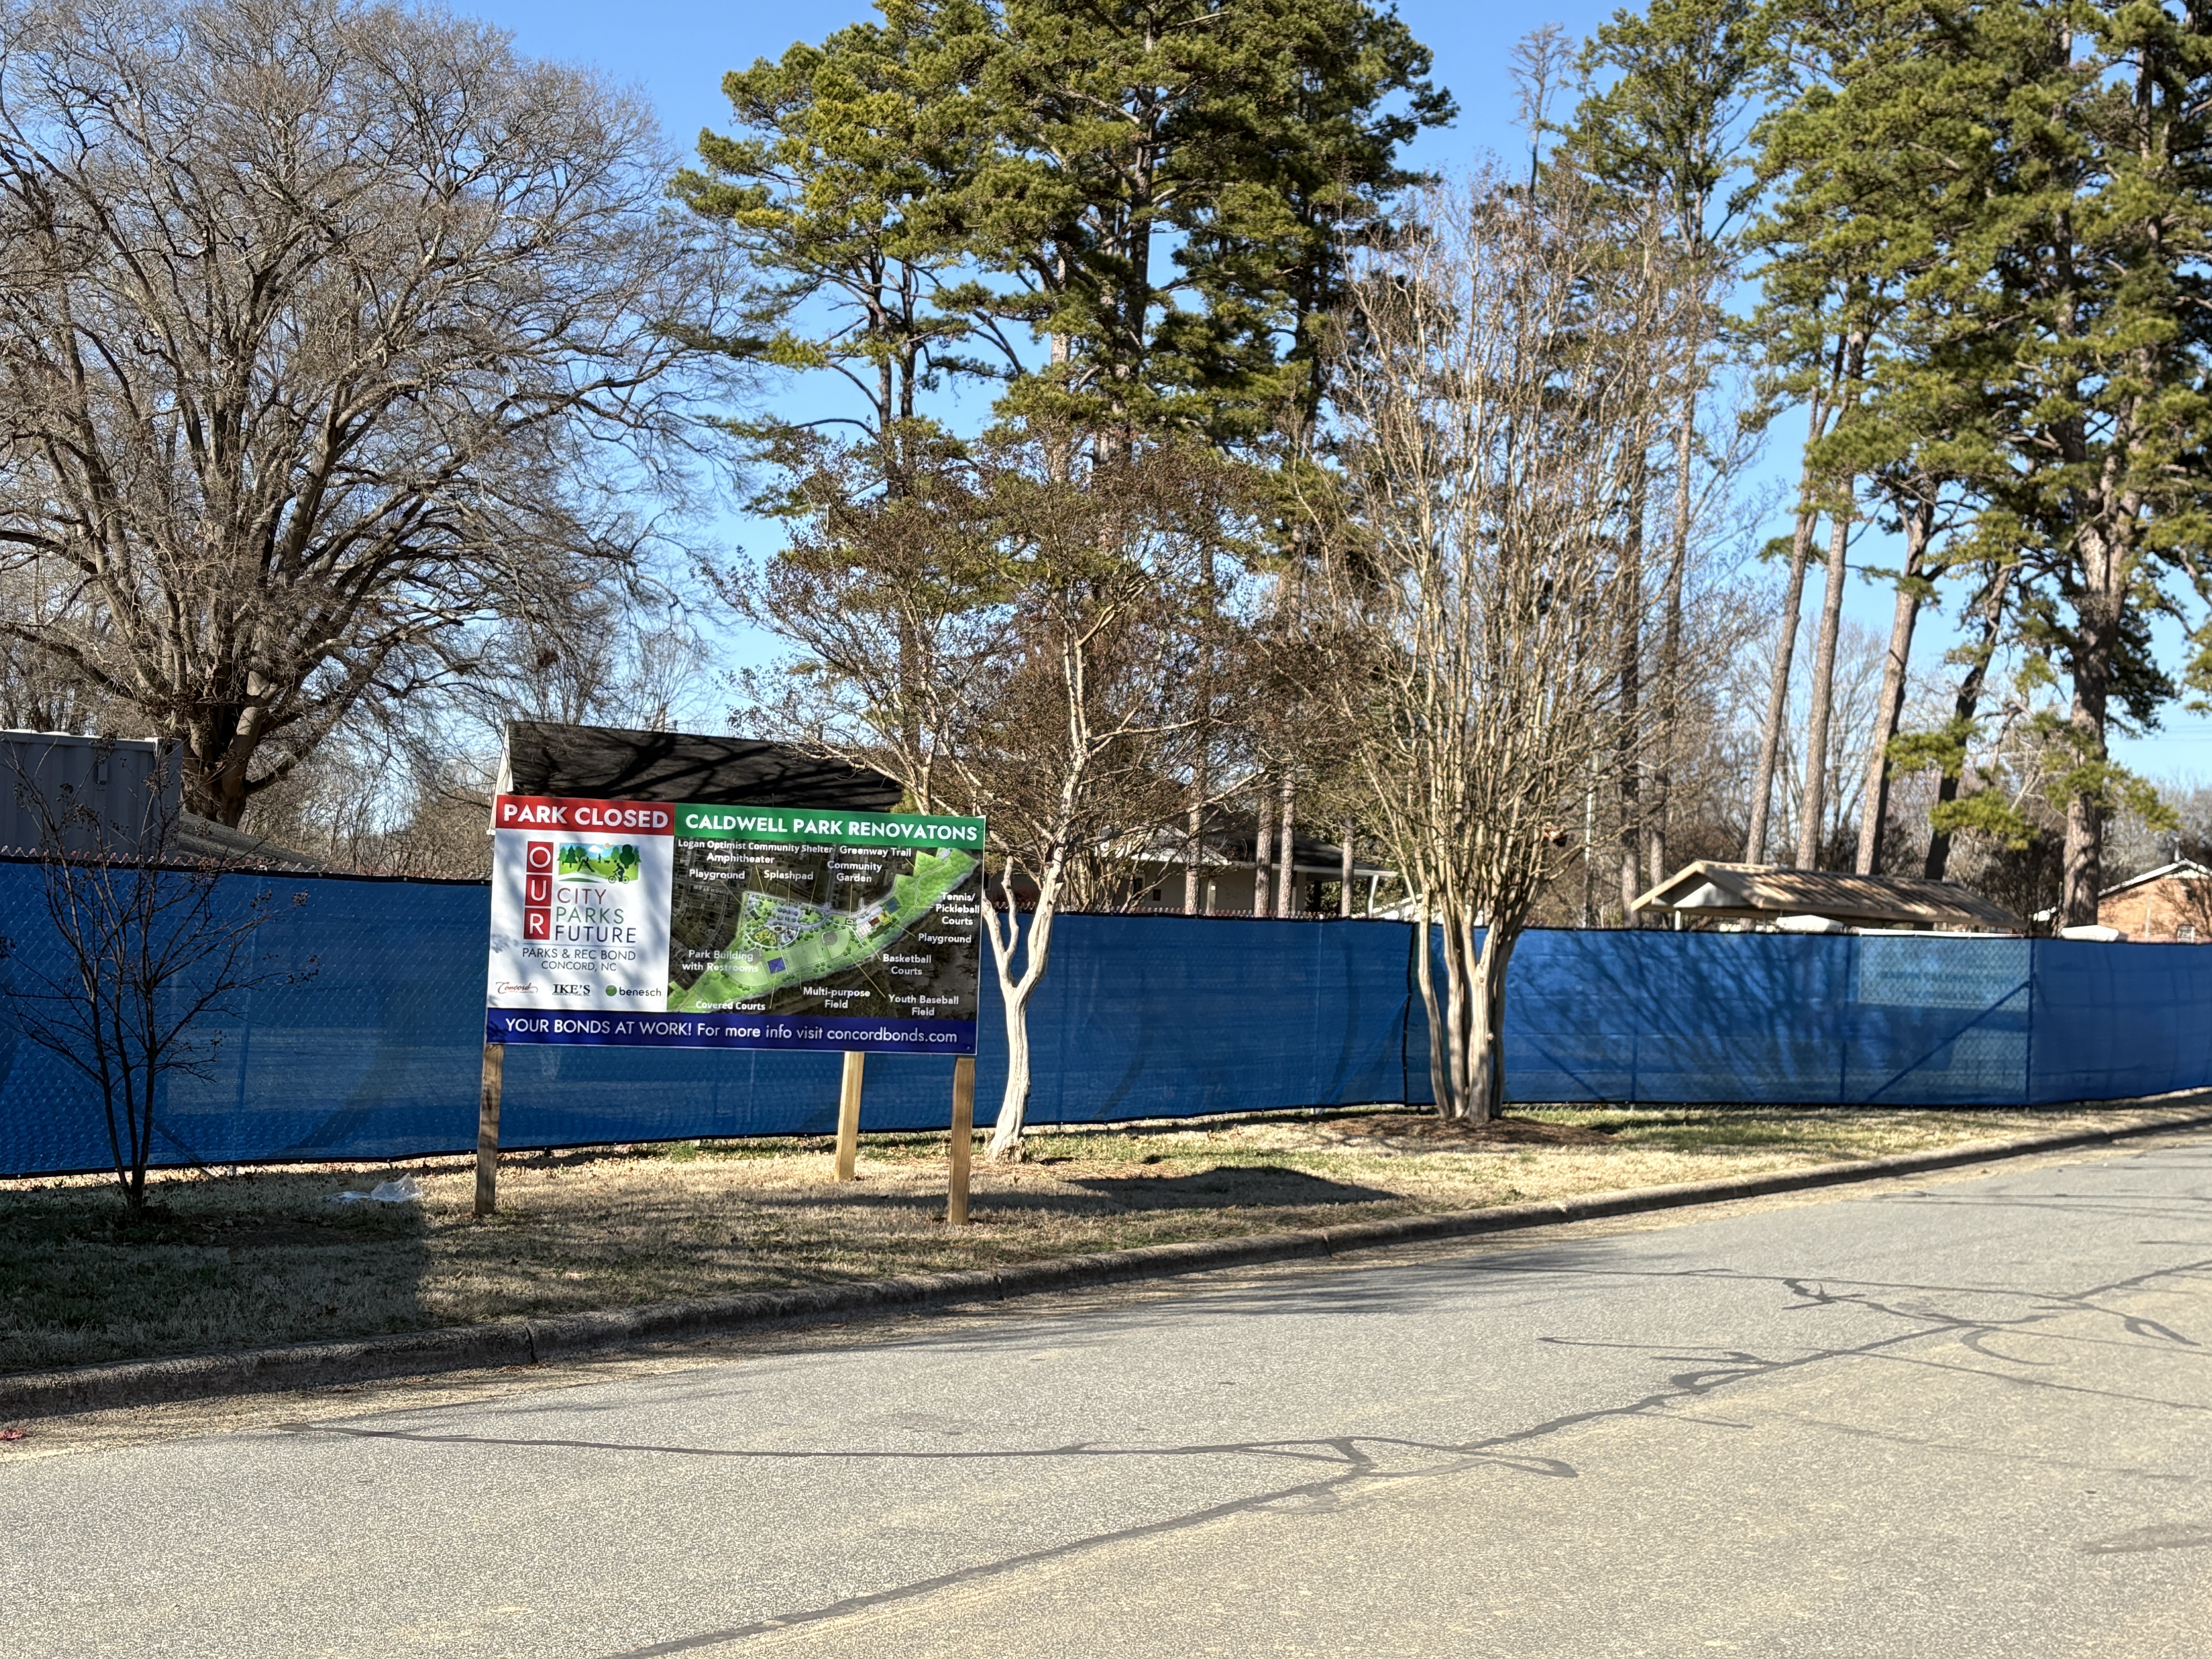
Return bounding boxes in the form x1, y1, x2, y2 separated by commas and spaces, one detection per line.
486, 795, 984, 1054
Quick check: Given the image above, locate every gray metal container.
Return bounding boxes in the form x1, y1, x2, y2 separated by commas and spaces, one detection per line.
0, 732, 181, 855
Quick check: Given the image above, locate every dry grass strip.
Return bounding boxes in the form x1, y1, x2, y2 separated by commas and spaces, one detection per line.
0, 1103, 2183, 1374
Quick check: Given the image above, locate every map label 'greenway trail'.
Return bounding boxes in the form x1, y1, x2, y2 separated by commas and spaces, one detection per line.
486, 796, 984, 1054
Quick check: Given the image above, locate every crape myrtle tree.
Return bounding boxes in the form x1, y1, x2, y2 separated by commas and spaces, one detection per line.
0, 0, 735, 826
733, 429, 1250, 1158
1321, 169, 1687, 1122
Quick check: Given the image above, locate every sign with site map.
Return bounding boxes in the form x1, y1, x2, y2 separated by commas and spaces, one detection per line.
484, 796, 984, 1054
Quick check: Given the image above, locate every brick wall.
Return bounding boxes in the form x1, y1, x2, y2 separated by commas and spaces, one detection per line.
2099, 876, 2212, 942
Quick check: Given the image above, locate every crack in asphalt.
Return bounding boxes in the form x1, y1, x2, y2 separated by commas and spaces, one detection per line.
255, 1159, 2212, 1656
277, 1309, 1993, 1655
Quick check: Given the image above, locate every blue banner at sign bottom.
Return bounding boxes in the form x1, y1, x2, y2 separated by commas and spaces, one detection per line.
486, 1008, 979, 1055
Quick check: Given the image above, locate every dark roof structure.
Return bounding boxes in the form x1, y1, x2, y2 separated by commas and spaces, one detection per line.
1113, 805, 1393, 879
1630, 860, 2022, 932
494, 723, 900, 811
171, 812, 327, 869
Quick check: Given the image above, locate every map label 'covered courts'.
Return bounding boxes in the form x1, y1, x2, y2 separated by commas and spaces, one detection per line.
486, 795, 984, 1054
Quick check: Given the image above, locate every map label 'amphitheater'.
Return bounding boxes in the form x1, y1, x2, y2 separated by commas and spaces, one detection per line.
486, 795, 984, 1054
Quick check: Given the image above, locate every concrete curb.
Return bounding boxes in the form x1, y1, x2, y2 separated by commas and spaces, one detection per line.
7, 1108, 2210, 1421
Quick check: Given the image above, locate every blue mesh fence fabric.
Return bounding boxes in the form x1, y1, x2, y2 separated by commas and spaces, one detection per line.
1495, 930, 2033, 1106
0, 867, 1421, 1175
2, 860, 2209, 1177
487, 912, 1419, 1155
2026, 939, 2212, 1105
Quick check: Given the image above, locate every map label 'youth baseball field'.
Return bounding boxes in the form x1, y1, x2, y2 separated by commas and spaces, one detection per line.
485, 795, 984, 1054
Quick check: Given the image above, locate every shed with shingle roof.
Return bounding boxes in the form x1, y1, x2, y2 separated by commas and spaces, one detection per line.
1630, 860, 2022, 932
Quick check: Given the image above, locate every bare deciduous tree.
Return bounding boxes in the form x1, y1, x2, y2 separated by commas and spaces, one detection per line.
1320, 170, 1685, 1121
735, 431, 1243, 1158
0, 0, 734, 824
3, 752, 309, 1210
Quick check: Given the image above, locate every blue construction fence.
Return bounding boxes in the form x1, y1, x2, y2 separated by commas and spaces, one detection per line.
1, 860, 2209, 1176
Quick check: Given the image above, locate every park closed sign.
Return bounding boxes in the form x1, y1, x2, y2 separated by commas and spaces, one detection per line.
484, 795, 984, 1054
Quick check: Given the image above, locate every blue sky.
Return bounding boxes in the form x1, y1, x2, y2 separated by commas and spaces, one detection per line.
468, 0, 1604, 170
468, 0, 2209, 781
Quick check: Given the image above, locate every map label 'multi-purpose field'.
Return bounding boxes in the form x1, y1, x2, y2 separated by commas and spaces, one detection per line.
486, 797, 984, 1054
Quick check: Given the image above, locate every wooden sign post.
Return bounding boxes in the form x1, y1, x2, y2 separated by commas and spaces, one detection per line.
474, 1041, 505, 1218
834, 1050, 866, 1181
947, 1055, 975, 1225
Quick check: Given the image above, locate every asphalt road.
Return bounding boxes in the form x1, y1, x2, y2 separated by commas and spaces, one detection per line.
6, 1134, 2210, 1658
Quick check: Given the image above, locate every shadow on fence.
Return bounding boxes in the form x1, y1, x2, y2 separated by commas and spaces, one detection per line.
3, 859, 2209, 1176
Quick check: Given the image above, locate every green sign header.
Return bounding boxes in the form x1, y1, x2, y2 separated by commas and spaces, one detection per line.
674, 805, 987, 848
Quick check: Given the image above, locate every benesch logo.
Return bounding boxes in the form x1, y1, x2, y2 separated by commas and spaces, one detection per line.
496, 795, 674, 833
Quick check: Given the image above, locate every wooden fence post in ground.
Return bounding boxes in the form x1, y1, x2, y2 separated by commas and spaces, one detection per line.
474, 1041, 505, 1218
835, 1051, 865, 1181
947, 1055, 975, 1225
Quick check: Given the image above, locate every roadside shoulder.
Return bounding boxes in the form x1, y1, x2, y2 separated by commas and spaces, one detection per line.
7, 1107, 2209, 1423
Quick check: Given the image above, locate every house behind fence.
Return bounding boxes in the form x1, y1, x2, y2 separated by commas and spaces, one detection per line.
2098, 861, 2212, 943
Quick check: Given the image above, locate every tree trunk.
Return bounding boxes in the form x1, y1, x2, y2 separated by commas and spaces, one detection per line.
1437, 901, 1474, 1116
2062, 548, 2124, 927
895, 612, 926, 807
1796, 493, 1855, 869
1616, 453, 1647, 918
1413, 896, 1449, 1115
1183, 802, 1202, 914
1924, 566, 2014, 882
1252, 786, 1273, 918
1854, 501, 1930, 876
1424, 896, 1516, 1124
191, 728, 262, 829
1276, 773, 1296, 916
1747, 335, 1845, 865
1582, 768, 1597, 927
130, 1064, 155, 1211
1747, 501, 1820, 864
1339, 820, 1353, 917
990, 975, 1035, 1160
1649, 394, 1695, 886
1186, 543, 1217, 917
1463, 927, 1515, 1124
980, 869, 1058, 1161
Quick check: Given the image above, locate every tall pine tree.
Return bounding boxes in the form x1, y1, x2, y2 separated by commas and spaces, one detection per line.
1568, 0, 1763, 886
963, 0, 1451, 451
1755, 0, 2212, 918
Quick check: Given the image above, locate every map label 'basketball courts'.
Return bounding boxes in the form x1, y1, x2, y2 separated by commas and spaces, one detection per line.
485, 796, 984, 1054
